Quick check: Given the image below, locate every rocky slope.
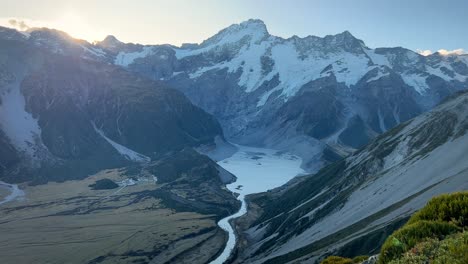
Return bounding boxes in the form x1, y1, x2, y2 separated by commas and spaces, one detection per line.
97, 19, 468, 171
232, 91, 468, 263
0, 26, 223, 183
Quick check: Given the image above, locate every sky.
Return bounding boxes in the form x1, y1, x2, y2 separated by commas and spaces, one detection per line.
0, 0, 467, 54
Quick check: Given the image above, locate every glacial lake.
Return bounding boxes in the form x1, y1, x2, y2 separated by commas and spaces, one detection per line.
210, 144, 305, 264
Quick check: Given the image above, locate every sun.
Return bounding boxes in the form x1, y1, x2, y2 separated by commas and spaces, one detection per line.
54, 12, 105, 42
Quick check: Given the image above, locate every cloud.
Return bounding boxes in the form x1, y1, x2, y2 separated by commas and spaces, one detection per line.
437, 49, 466, 56
417, 48, 466, 56
417, 49, 433, 56
0, 16, 108, 43
8, 19, 30, 31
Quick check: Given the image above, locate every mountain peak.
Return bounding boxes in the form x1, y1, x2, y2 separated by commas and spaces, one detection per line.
330, 30, 360, 42
199, 19, 269, 48
103, 35, 119, 42
323, 30, 366, 52
98, 35, 123, 48
238, 19, 268, 31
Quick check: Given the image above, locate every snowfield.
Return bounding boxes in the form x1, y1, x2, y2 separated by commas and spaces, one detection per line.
0, 74, 44, 160
210, 144, 305, 264
0, 181, 24, 206
92, 122, 150, 162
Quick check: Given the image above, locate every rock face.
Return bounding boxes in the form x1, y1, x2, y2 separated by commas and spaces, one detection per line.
101, 19, 468, 171
233, 91, 468, 263
0, 27, 223, 183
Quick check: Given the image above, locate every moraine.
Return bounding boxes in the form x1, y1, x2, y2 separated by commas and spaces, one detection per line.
210, 145, 305, 264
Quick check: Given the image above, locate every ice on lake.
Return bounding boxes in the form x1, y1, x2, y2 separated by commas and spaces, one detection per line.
210, 144, 305, 264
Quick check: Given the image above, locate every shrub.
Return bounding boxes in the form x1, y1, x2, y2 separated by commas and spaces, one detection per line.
407, 192, 468, 227
89, 178, 119, 190
388, 231, 468, 264
378, 220, 459, 263
321, 255, 369, 264
352, 255, 369, 263
321, 256, 353, 264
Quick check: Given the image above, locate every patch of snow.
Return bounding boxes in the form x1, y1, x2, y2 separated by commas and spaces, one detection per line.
178, 32, 378, 103
332, 55, 375, 87
378, 108, 387, 132
92, 123, 150, 162
0, 78, 43, 158
187, 37, 277, 93
367, 69, 390, 83
115, 46, 154, 67
0, 181, 25, 206
265, 43, 372, 98
257, 85, 282, 107
401, 73, 429, 94
81, 45, 106, 58
392, 106, 401, 124
383, 138, 409, 170
171, 71, 184, 77
364, 49, 391, 67
117, 178, 137, 187
426, 63, 467, 82
405, 50, 420, 61
175, 20, 268, 59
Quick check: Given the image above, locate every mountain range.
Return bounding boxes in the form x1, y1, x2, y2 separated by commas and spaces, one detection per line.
98, 19, 468, 170
0, 19, 467, 264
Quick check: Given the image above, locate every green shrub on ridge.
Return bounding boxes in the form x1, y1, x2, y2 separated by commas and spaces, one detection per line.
407, 192, 468, 227
321, 256, 353, 264
388, 231, 468, 264
378, 220, 459, 263
378, 192, 468, 264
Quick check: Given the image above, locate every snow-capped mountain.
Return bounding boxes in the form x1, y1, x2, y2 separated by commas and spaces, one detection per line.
97, 19, 468, 171
2, 19, 467, 175
0, 26, 223, 183
234, 90, 468, 263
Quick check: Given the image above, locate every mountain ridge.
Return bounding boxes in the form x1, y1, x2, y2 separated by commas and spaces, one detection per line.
0, 30, 224, 183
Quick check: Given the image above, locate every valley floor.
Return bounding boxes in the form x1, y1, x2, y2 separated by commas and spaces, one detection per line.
0, 169, 226, 264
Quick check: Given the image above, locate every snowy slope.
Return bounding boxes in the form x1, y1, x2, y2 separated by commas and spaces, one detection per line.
0, 70, 50, 165
114, 20, 468, 101
92, 123, 150, 162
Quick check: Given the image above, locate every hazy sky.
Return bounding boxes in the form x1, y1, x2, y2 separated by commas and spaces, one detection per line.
1, 0, 467, 54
